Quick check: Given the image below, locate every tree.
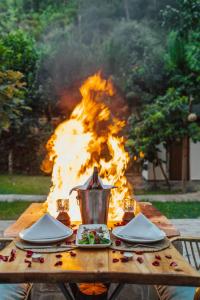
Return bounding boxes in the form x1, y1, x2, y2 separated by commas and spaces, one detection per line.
0, 30, 39, 89
0, 70, 28, 133
0, 70, 31, 174
103, 21, 167, 106
127, 88, 200, 187
162, 0, 200, 190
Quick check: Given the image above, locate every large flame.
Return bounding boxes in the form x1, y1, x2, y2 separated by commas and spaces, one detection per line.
42, 73, 132, 221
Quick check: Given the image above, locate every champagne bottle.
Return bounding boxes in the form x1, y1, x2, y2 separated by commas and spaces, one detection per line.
88, 167, 102, 189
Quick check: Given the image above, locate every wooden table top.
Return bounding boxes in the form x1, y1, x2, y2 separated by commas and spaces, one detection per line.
1, 202, 199, 286
4, 202, 180, 238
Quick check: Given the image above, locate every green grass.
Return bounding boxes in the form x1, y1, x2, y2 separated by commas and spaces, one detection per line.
0, 201, 33, 220
0, 174, 51, 195
0, 200, 199, 220
151, 201, 200, 219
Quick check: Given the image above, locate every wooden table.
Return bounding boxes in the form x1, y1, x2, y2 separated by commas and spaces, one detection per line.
1, 203, 200, 300
4, 202, 180, 239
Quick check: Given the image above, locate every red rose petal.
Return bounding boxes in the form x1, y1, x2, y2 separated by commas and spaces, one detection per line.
28, 262, 32, 268
73, 229, 77, 234
70, 251, 76, 257
137, 257, 144, 264
115, 240, 121, 246
112, 258, 119, 263
56, 254, 62, 258
165, 255, 172, 259
2, 256, 9, 262
26, 250, 33, 258
11, 249, 16, 256
24, 259, 31, 263
55, 261, 62, 266
120, 251, 124, 254
170, 261, 178, 267
9, 256, 15, 262
120, 257, 129, 263
112, 250, 116, 253
39, 257, 44, 263
152, 260, 160, 266
155, 255, 161, 260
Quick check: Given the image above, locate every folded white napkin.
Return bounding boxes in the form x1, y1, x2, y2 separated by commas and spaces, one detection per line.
117, 213, 165, 241
20, 213, 71, 240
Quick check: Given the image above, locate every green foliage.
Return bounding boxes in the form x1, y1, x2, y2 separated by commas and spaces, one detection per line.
161, 0, 200, 35
0, 30, 39, 87
0, 0, 199, 175
185, 31, 200, 73
127, 88, 200, 162
165, 31, 186, 70
0, 70, 30, 133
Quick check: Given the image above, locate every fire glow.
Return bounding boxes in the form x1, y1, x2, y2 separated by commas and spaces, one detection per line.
42, 73, 133, 221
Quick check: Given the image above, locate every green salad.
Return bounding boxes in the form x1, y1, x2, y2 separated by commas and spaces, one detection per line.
78, 226, 110, 245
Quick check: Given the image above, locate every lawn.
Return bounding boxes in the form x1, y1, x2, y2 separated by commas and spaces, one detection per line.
0, 174, 51, 195
152, 201, 200, 219
0, 174, 183, 196
0, 201, 199, 220
0, 201, 35, 220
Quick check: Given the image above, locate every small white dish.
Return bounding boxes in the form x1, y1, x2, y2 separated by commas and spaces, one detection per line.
19, 213, 73, 244
76, 224, 111, 248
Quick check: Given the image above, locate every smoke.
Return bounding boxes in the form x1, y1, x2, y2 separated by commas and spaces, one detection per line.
36, 0, 172, 115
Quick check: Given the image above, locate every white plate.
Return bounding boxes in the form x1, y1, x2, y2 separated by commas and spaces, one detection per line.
19, 213, 73, 244
112, 226, 165, 243
19, 230, 73, 244
76, 224, 111, 248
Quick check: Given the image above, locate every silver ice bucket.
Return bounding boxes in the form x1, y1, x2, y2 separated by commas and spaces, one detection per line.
77, 189, 111, 224
69, 167, 115, 224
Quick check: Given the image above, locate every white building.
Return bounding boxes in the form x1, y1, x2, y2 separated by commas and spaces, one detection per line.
142, 140, 200, 181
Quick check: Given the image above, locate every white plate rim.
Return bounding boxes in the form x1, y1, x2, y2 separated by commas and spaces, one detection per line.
76, 224, 111, 248
112, 226, 166, 243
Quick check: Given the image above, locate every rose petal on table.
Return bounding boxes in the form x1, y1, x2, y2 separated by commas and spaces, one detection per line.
137, 257, 144, 264
155, 255, 161, 260
152, 260, 160, 266
170, 261, 178, 267
26, 250, 33, 258
55, 261, 62, 266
